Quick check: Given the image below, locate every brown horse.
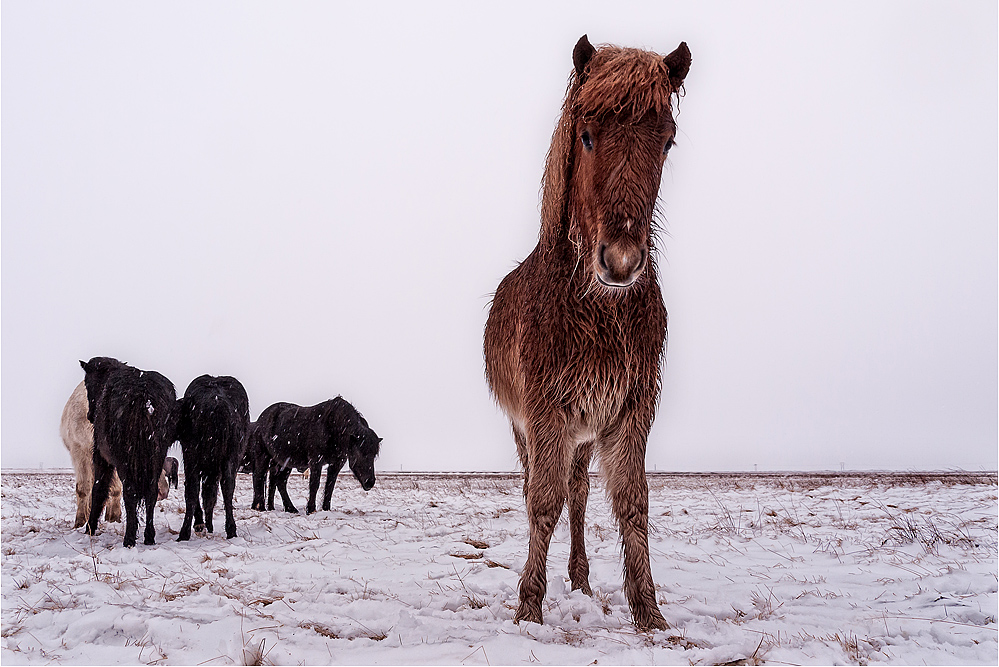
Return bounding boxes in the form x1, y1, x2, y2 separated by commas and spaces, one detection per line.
483, 35, 690, 630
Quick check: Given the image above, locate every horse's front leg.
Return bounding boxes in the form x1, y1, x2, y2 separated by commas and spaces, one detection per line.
602, 419, 667, 630
322, 456, 345, 511
516, 424, 569, 625
273, 467, 298, 513
513, 427, 529, 500
306, 461, 323, 514
568, 440, 594, 595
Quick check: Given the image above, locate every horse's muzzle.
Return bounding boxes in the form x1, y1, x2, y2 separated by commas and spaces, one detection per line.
596, 242, 648, 287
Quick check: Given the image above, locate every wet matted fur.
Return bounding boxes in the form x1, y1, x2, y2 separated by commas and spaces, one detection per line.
483, 35, 690, 630
249, 397, 381, 514
80, 357, 178, 548
175, 375, 250, 540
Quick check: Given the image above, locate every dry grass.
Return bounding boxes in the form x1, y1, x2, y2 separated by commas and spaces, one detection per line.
241, 638, 273, 666
463, 538, 490, 549
484, 559, 509, 569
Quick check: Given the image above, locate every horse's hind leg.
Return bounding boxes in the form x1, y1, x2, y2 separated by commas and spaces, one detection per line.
515, 427, 569, 626
178, 463, 200, 541
603, 426, 667, 631
221, 466, 238, 539
105, 470, 123, 523
143, 483, 158, 545
73, 461, 93, 529
201, 474, 220, 533
568, 441, 594, 595
122, 486, 140, 548
87, 452, 114, 536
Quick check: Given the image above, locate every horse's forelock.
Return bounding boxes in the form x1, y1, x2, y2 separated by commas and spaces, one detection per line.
540, 45, 677, 252
574, 47, 675, 123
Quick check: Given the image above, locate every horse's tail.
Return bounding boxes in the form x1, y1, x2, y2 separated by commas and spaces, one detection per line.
106, 387, 167, 501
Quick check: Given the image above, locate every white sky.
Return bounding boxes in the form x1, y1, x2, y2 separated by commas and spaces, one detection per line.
2, 1, 996, 472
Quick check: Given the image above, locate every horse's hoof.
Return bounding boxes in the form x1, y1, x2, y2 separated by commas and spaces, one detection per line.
513, 605, 543, 625
633, 609, 669, 631
571, 580, 593, 596
144, 538, 155, 546
123, 539, 136, 548
177, 533, 190, 542
226, 530, 237, 539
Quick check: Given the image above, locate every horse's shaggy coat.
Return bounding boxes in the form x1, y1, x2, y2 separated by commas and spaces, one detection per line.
249, 398, 381, 514
175, 375, 250, 540
80, 357, 178, 548
483, 35, 690, 630
60, 381, 122, 528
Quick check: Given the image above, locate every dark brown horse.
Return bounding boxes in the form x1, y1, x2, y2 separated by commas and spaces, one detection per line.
483, 35, 690, 630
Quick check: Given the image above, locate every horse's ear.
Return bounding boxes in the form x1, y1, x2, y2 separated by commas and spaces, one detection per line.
79, 359, 88, 372
573, 34, 595, 78
663, 41, 691, 91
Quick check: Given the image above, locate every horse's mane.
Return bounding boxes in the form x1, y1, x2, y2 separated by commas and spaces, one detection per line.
540, 46, 679, 252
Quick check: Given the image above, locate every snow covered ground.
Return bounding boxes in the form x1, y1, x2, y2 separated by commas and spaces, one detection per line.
2, 469, 996, 665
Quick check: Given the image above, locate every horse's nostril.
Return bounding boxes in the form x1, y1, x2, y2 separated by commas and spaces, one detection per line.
598, 244, 610, 271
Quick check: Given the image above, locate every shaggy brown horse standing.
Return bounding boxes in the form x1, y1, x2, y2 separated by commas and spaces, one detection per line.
484, 35, 690, 630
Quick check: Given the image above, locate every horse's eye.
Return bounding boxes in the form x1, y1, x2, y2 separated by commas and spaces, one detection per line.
580, 130, 594, 152
662, 138, 675, 156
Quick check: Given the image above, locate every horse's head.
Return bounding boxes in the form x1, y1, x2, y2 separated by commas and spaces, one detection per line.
346, 428, 381, 491
551, 36, 690, 290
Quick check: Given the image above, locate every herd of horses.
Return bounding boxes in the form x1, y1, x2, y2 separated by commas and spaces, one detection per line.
62, 36, 690, 631
64, 359, 382, 548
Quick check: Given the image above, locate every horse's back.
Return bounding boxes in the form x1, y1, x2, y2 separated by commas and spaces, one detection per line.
257, 401, 319, 467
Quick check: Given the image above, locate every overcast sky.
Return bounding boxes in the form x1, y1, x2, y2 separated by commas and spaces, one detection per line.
3, 1, 996, 472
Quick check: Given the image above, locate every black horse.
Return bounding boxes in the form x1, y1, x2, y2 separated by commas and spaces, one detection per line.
175, 375, 250, 540
249, 397, 381, 514
80, 357, 177, 548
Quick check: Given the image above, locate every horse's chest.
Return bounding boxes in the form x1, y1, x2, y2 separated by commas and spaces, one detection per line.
562, 313, 637, 419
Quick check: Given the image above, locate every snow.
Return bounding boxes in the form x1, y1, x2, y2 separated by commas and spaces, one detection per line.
2, 470, 996, 665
